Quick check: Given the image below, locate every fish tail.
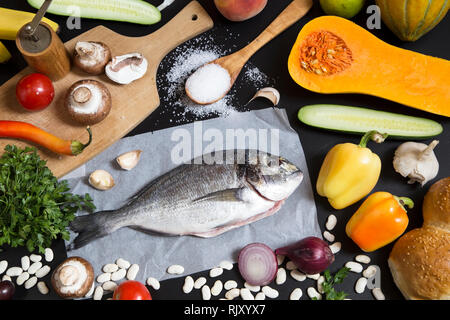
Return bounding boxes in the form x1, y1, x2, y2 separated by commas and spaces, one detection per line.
67, 210, 117, 250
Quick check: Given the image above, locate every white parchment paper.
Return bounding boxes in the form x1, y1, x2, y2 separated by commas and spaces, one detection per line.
64, 107, 321, 282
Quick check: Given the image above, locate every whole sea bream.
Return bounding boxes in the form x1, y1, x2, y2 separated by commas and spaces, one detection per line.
68, 150, 303, 249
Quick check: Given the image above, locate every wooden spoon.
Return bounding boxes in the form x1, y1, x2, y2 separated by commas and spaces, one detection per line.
185, 0, 313, 105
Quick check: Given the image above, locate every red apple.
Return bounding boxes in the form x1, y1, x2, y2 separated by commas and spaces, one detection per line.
214, 0, 268, 22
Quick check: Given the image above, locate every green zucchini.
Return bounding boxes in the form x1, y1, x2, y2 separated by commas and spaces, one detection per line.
28, 0, 161, 25
298, 104, 443, 139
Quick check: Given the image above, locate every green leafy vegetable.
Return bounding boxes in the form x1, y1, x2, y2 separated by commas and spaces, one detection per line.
315, 267, 350, 300
0, 145, 95, 253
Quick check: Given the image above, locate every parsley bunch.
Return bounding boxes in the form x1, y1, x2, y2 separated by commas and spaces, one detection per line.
0, 145, 95, 253
317, 267, 350, 300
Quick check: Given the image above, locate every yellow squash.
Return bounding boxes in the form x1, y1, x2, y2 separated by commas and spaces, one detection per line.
0, 7, 59, 40
316, 131, 386, 210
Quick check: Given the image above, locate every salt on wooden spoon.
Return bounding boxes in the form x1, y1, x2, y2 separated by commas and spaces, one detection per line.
185, 0, 313, 105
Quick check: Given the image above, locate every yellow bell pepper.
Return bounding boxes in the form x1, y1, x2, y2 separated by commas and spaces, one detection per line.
316, 131, 387, 209
0, 41, 11, 63
346, 192, 413, 252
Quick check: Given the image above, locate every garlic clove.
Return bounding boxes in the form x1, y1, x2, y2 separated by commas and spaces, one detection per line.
247, 87, 280, 106
89, 170, 115, 190
116, 150, 142, 171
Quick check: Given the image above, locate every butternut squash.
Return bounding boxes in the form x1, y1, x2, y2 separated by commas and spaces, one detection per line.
376, 0, 449, 42
288, 16, 450, 117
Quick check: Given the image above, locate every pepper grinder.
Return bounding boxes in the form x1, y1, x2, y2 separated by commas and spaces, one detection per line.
15, 0, 71, 81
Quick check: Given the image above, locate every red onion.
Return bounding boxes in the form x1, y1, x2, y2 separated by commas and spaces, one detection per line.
275, 237, 334, 274
238, 243, 278, 286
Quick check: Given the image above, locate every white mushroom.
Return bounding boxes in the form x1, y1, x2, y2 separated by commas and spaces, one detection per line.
65, 79, 112, 125
247, 87, 280, 106
116, 150, 142, 171
105, 53, 148, 85
51, 257, 94, 299
89, 170, 115, 191
73, 41, 111, 75
393, 140, 439, 186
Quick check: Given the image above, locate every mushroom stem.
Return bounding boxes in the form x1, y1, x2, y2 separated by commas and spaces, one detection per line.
420, 140, 439, 160
73, 87, 92, 104
59, 265, 79, 286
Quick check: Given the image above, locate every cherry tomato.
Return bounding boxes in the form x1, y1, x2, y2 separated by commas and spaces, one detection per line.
16, 73, 55, 111
113, 280, 152, 300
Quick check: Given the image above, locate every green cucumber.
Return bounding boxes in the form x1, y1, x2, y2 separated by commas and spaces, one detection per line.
28, 0, 161, 25
298, 104, 443, 139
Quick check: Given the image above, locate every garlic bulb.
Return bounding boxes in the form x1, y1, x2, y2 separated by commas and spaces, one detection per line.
393, 140, 439, 186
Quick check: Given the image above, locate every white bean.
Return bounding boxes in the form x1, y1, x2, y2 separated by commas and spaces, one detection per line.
323, 231, 335, 242
225, 288, 240, 300
93, 286, 103, 300
24, 276, 37, 289
0, 261, 7, 275
28, 262, 42, 275
262, 286, 279, 299
307, 273, 320, 280
290, 288, 303, 300
44, 248, 54, 262
286, 261, 297, 270
36, 265, 51, 278
2, 275, 11, 282
37, 281, 49, 295
103, 264, 119, 273
29, 254, 42, 262
363, 265, 378, 279
276, 255, 285, 266
147, 277, 160, 290
355, 277, 368, 294
275, 267, 287, 285
219, 260, 233, 270
194, 277, 207, 289
355, 255, 371, 264
240, 288, 254, 300
102, 281, 117, 292
255, 292, 266, 300
372, 287, 385, 300
307, 287, 322, 300
116, 258, 130, 269
317, 276, 325, 294
326, 214, 337, 231
329, 242, 342, 254
21, 256, 30, 271
209, 267, 223, 278
111, 268, 126, 281
97, 273, 112, 283
345, 261, 363, 273
244, 282, 260, 292
182, 276, 194, 294
201, 285, 211, 300
290, 269, 306, 282
17, 272, 30, 286
224, 280, 237, 290
167, 264, 184, 275
211, 280, 223, 296
85, 282, 95, 298
6, 267, 22, 277
127, 264, 139, 280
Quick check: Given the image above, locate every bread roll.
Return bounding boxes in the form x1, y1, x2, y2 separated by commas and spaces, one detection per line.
388, 177, 450, 300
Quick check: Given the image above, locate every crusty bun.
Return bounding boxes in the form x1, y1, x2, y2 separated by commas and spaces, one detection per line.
388, 177, 450, 300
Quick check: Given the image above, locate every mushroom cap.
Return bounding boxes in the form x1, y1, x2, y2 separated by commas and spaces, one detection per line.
65, 79, 112, 125
51, 256, 94, 299
73, 41, 111, 75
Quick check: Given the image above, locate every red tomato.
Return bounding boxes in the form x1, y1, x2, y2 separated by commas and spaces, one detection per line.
112, 280, 152, 300
16, 73, 55, 111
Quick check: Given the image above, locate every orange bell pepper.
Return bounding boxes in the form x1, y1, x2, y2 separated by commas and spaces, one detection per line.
345, 192, 414, 252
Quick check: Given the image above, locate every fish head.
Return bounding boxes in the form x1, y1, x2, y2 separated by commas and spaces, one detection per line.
244, 153, 303, 201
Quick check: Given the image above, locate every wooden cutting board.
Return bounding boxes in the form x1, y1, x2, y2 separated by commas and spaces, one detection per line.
0, 1, 213, 178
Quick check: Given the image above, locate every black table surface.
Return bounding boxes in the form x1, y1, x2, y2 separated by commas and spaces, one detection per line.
0, 0, 449, 301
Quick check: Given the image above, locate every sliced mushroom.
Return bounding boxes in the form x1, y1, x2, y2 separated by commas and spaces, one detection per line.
51, 257, 94, 299
105, 53, 148, 85
65, 79, 112, 125
73, 41, 111, 75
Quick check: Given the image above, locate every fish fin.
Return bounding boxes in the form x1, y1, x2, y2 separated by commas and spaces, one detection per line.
67, 210, 116, 250
192, 188, 243, 203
